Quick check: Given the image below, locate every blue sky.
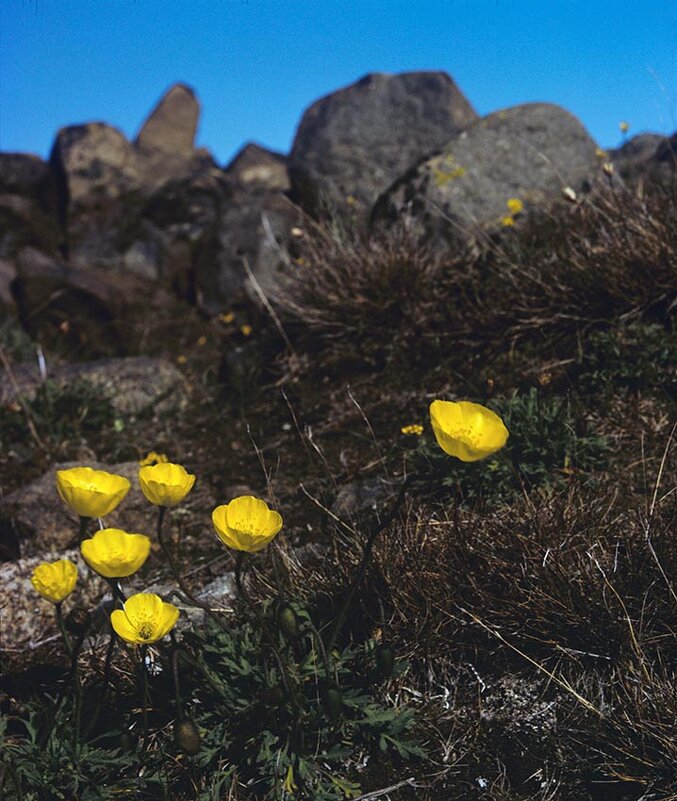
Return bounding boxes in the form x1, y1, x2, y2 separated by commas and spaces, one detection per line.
1, 1, 675, 166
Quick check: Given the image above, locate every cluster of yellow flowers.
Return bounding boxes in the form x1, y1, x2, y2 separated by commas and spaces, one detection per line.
31, 400, 508, 648
32, 461, 283, 645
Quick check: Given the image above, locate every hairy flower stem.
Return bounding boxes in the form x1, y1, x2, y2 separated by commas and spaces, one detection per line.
170, 631, 184, 721
55, 602, 83, 753
155, 507, 230, 634
235, 553, 302, 716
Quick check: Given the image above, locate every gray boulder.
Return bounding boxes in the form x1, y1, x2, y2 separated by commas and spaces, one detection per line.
372, 103, 602, 245
135, 83, 199, 160
289, 71, 477, 221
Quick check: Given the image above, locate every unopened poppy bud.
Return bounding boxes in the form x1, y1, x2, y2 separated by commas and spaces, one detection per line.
375, 644, 395, 678
277, 605, 298, 639
174, 718, 201, 755
323, 683, 343, 721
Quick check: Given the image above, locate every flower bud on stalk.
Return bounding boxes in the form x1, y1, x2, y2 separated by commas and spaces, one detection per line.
173, 718, 201, 755
277, 604, 299, 640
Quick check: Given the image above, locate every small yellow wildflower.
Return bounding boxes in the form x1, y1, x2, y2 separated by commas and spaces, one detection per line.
220, 311, 235, 324
595, 147, 608, 159
176, 355, 188, 365
31, 559, 78, 604
506, 198, 523, 215
212, 496, 283, 553
619, 120, 629, 133
290, 227, 304, 238
346, 194, 357, 206
430, 400, 509, 462
139, 451, 169, 467
240, 324, 252, 337
197, 335, 207, 347
111, 593, 179, 644
401, 424, 423, 436
603, 162, 614, 176
139, 463, 196, 508
501, 215, 515, 227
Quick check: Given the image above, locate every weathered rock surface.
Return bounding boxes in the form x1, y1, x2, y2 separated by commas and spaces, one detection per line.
136, 84, 199, 160
225, 143, 290, 191
289, 71, 477, 221
372, 103, 601, 245
0, 355, 188, 416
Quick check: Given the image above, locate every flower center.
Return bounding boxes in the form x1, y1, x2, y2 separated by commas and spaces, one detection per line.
138, 623, 154, 640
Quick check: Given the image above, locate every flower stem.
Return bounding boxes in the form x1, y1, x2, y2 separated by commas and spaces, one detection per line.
155, 506, 230, 633
235, 552, 302, 716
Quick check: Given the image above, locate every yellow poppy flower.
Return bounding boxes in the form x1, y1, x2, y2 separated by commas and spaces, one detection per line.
30, 559, 78, 604
80, 528, 151, 578
506, 198, 523, 215
110, 593, 179, 644
500, 215, 515, 227
56, 467, 131, 519
429, 400, 509, 462
138, 462, 196, 507
212, 496, 283, 553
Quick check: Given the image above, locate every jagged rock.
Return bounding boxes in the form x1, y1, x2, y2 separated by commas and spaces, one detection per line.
0, 153, 61, 258
135, 84, 199, 159
0, 355, 188, 417
225, 143, 290, 191
372, 103, 602, 246
289, 71, 477, 221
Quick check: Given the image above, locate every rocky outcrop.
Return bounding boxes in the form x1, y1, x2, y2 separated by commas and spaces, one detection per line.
289, 71, 477, 221
372, 103, 602, 246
